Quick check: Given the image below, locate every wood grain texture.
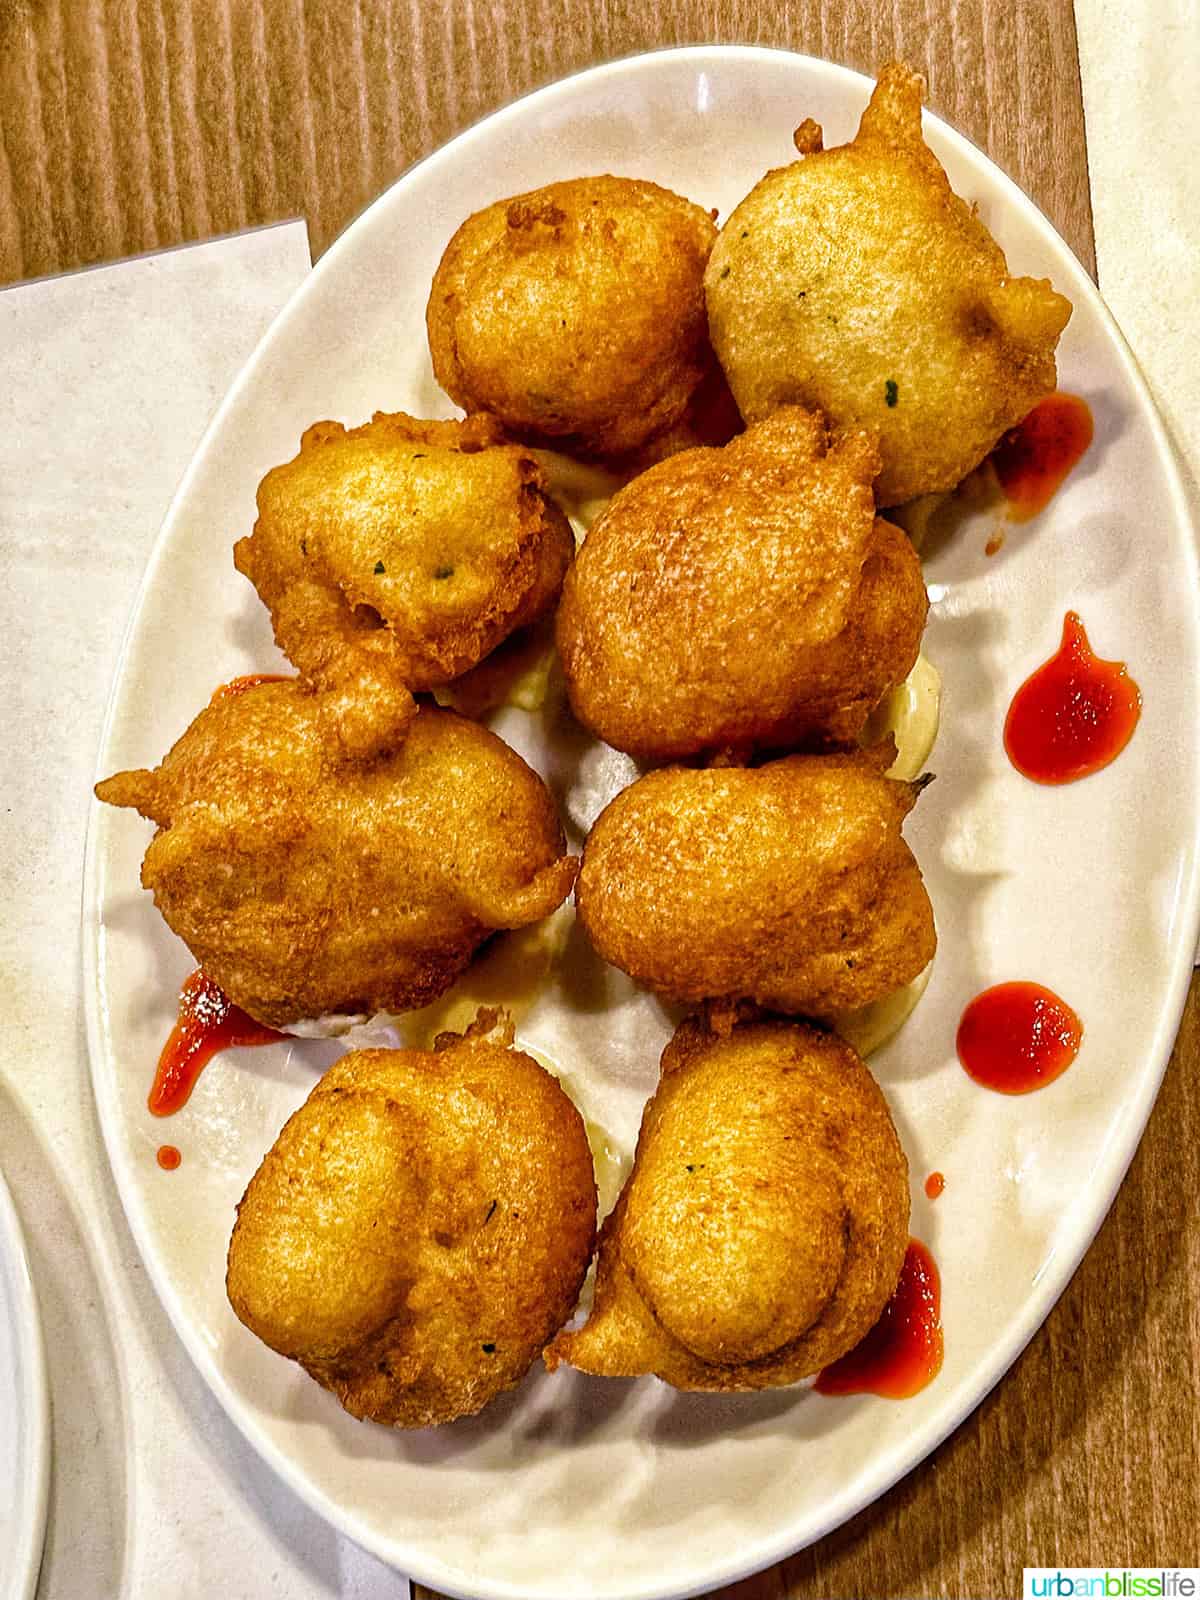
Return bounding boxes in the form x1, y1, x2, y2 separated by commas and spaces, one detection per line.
5, 3, 1195, 1598
0, 0, 1095, 284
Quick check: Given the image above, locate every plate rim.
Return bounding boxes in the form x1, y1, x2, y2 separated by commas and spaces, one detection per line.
81, 42, 1200, 1600
0, 1165, 51, 1600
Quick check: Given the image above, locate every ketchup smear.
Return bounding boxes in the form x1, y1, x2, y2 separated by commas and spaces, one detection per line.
209, 673, 288, 704
815, 1239, 943, 1399
156, 1145, 182, 1171
1004, 612, 1141, 785
956, 981, 1082, 1095
924, 1171, 945, 1200
149, 969, 283, 1117
992, 392, 1094, 519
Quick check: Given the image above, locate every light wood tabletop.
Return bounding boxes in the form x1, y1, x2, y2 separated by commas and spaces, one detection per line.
4, 3, 1197, 1597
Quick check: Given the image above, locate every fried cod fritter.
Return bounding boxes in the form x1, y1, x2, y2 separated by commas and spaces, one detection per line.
228, 1014, 597, 1426
546, 1015, 909, 1388
234, 412, 573, 758
704, 62, 1073, 505
95, 685, 577, 1027
427, 176, 720, 460
556, 408, 927, 759
576, 744, 935, 1015
620, 360, 745, 469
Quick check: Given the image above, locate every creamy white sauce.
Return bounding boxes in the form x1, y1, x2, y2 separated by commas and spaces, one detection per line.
864, 651, 942, 780
396, 905, 573, 1049
532, 449, 627, 544
835, 653, 942, 1053
888, 491, 948, 554
832, 960, 934, 1059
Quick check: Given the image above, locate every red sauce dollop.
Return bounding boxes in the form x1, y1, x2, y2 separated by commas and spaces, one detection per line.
992, 393, 1094, 519
209, 673, 288, 704
150, 969, 283, 1116
156, 1145, 182, 1170
924, 1171, 945, 1200
956, 981, 1082, 1095
1004, 612, 1141, 784
815, 1239, 943, 1399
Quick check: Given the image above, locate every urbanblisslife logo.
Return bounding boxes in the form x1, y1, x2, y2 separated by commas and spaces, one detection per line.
1024, 1572, 1200, 1598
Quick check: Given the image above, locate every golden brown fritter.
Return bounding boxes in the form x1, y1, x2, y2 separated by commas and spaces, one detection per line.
556, 408, 927, 760
704, 62, 1073, 505
621, 361, 745, 469
427, 176, 719, 460
95, 685, 577, 1027
228, 1013, 597, 1427
576, 743, 935, 1015
546, 1015, 909, 1389
233, 411, 573, 759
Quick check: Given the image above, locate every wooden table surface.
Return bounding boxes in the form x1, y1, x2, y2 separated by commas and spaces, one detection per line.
4, 3, 1197, 1597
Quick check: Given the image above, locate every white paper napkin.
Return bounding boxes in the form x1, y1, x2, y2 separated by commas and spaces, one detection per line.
1076, 0, 1200, 504
0, 224, 405, 1598
1075, 0, 1200, 966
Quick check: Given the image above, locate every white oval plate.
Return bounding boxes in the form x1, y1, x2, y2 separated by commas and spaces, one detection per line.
83, 46, 1200, 1600
0, 1166, 50, 1600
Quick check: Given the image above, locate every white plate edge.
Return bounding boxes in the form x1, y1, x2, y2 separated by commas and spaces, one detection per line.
0, 1165, 51, 1600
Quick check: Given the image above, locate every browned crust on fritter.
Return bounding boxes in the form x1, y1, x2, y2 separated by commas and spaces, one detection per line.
575, 744, 935, 1015
547, 1016, 908, 1388
704, 62, 1072, 504
233, 410, 572, 759
228, 1028, 597, 1426
556, 407, 927, 760
95, 688, 577, 1027
427, 176, 720, 460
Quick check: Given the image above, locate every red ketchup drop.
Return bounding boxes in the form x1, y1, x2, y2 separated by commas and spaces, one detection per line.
209, 672, 288, 704
956, 981, 1082, 1094
156, 1145, 182, 1171
991, 392, 1094, 519
1004, 612, 1141, 784
815, 1239, 943, 1399
924, 1171, 945, 1200
150, 969, 283, 1116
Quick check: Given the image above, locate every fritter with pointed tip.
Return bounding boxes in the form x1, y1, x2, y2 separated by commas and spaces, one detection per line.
556, 408, 927, 759
546, 1014, 909, 1389
576, 744, 935, 1015
228, 1011, 597, 1427
95, 685, 577, 1027
233, 411, 573, 758
427, 176, 720, 460
704, 62, 1072, 505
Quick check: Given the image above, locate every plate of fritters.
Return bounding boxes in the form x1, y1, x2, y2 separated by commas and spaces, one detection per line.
84, 46, 1200, 1600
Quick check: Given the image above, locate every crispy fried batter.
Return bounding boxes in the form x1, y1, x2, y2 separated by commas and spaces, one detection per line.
233, 411, 573, 759
576, 744, 935, 1015
704, 62, 1073, 505
546, 1015, 909, 1388
556, 408, 926, 759
427, 176, 719, 460
620, 361, 745, 469
95, 685, 577, 1027
228, 1013, 597, 1426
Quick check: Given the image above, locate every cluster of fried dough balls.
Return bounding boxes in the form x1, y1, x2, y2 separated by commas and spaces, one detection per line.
704, 62, 1072, 505
548, 1014, 909, 1388
556, 407, 927, 759
227, 1013, 597, 1427
427, 176, 721, 461
109, 59, 1056, 1430
576, 743, 935, 1017
95, 685, 577, 1028
234, 411, 572, 759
